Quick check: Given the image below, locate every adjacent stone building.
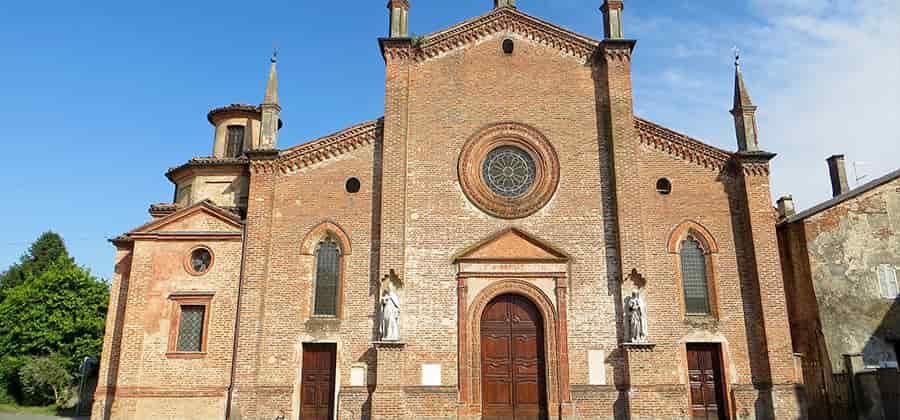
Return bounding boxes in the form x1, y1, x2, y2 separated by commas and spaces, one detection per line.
777, 158, 900, 419
92, 1, 805, 419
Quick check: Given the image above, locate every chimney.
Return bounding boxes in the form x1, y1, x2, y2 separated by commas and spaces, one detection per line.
776, 195, 796, 220
601, 1, 625, 39
494, 0, 516, 8
387, 0, 409, 38
827, 155, 850, 197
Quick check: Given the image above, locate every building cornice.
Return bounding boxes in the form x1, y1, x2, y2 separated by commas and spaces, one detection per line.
278, 118, 383, 174
165, 157, 248, 182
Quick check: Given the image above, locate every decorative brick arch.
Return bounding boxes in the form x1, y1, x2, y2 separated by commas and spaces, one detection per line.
460, 279, 566, 417
668, 220, 721, 318
667, 220, 719, 254
300, 221, 352, 256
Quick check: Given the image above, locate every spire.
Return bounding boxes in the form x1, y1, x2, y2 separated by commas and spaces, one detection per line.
732, 53, 754, 111
263, 50, 279, 106
258, 51, 281, 150
730, 51, 760, 152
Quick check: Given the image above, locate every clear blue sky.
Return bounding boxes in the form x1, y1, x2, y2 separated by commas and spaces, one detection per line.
1, 0, 897, 279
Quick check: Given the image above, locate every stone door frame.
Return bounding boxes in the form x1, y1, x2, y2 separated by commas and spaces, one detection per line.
457, 276, 572, 418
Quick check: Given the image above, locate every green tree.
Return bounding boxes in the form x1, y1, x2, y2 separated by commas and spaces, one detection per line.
0, 232, 70, 296
0, 256, 108, 377
19, 355, 72, 406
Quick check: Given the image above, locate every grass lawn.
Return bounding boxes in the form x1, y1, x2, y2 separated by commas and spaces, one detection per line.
0, 402, 59, 415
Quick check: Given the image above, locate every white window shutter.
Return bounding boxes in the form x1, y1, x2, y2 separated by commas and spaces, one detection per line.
878, 265, 899, 299
888, 266, 899, 298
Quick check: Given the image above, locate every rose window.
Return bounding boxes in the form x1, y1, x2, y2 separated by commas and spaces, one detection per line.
482, 146, 536, 197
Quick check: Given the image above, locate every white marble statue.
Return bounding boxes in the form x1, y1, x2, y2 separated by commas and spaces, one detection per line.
380, 283, 401, 341
627, 290, 649, 343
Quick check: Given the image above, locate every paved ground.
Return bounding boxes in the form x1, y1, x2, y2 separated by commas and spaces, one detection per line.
0, 414, 88, 420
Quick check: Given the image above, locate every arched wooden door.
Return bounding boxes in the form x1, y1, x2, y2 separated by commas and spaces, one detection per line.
481, 294, 548, 420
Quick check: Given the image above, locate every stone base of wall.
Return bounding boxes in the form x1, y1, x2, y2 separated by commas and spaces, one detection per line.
732, 383, 807, 420
94, 396, 226, 419
569, 385, 623, 419
338, 386, 373, 419
93, 383, 806, 419
627, 384, 690, 420
405, 386, 458, 419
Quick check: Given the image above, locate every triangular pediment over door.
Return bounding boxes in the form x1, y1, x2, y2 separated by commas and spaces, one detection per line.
454, 227, 569, 264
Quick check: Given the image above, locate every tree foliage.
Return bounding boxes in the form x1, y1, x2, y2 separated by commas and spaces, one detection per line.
0, 232, 70, 297
19, 355, 72, 406
0, 232, 108, 405
0, 256, 108, 372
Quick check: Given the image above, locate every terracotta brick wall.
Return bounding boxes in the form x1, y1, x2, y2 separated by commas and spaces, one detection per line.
93, 13, 805, 420
93, 237, 242, 419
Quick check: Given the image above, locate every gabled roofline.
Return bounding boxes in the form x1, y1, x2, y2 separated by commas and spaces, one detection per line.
411, 7, 600, 62
120, 199, 244, 239
780, 168, 900, 225
278, 118, 383, 173
634, 117, 733, 172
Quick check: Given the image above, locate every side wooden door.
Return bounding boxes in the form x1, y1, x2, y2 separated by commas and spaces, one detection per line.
300, 343, 336, 420
687, 344, 727, 420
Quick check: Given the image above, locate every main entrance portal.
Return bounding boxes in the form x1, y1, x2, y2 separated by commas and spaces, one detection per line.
481, 294, 548, 420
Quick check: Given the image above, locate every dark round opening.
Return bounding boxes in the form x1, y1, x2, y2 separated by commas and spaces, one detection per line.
502, 39, 514, 55
346, 177, 361, 193
656, 178, 672, 195
190, 248, 212, 274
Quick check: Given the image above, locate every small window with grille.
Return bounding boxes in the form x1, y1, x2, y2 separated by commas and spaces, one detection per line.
313, 235, 342, 316
878, 264, 899, 299
225, 125, 245, 158
681, 236, 711, 315
176, 305, 206, 352
167, 294, 212, 357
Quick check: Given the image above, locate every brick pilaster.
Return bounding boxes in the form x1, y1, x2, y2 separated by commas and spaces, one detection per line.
228, 150, 279, 419
597, 38, 644, 377
735, 153, 796, 387
91, 245, 133, 420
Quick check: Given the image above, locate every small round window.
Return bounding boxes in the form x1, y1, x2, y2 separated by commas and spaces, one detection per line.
346, 177, 361, 193
482, 146, 536, 197
656, 178, 672, 195
188, 247, 213, 275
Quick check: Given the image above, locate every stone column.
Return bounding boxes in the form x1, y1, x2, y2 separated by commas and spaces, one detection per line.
555, 281, 574, 418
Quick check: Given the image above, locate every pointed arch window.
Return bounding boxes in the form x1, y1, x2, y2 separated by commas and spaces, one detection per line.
680, 236, 712, 315
313, 235, 342, 316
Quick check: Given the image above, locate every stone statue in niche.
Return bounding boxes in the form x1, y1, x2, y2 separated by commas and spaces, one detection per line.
380, 273, 401, 341
626, 290, 649, 343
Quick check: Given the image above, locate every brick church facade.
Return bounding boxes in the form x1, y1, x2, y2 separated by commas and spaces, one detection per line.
92, 1, 805, 419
